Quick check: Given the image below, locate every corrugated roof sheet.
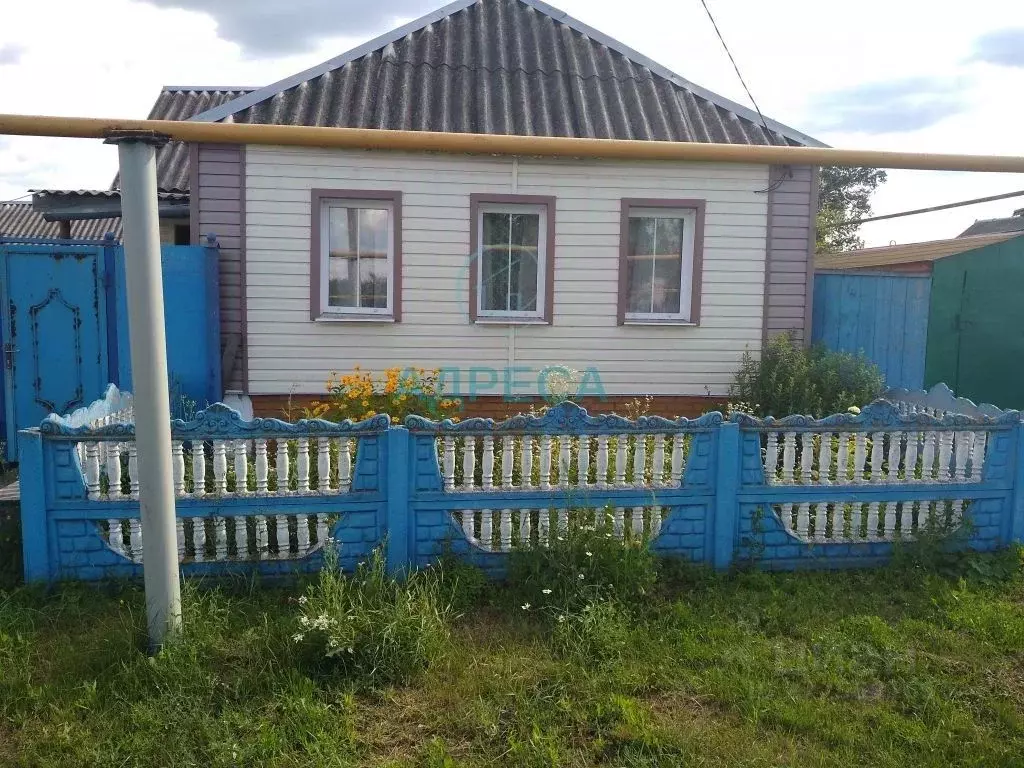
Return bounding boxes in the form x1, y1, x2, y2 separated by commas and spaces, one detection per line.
111, 87, 255, 191
814, 232, 1022, 271
33, 189, 189, 202
0, 202, 122, 241
193, 0, 820, 147
959, 211, 1024, 237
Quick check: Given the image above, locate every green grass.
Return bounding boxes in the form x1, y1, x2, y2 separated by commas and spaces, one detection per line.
2, 545, 1023, 767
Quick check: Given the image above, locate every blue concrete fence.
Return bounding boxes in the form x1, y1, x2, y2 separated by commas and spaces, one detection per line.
18, 387, 1024, 583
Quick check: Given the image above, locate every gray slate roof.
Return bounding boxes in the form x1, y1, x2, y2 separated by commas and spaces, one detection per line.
193, 0, 821, 147
0, 202, 122, 241
959, 210, 1024, 237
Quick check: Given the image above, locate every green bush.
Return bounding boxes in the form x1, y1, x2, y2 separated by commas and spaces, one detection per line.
731, 333, 885, 418
294, 545, 452, 688
505, 507, 658, 619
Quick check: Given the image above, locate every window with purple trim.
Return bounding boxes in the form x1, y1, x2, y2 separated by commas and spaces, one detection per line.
476, 203, 548, 320
624, 207, 697, 322
322, 199, 394, 315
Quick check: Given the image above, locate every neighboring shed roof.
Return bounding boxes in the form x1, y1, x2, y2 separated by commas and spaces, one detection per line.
959, 209, 1024, 237
0, 202, 122, 241
814, 232, 1022, 271
191, 0, 822, 148
112, 87, 256, 191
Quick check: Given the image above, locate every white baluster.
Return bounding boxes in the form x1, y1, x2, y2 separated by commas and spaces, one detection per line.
317, 438, 331, 492
192, 518, 206, 562
651, 505, 663, 537
442, 436, 456, 491
813, 503, 826, 540
85, 442, 101, 499
799, 433, 814, 485
213, 440, 228, 495
796, 502, 811, 538
764, 432, 779, 482
234, 440, 249, 495
781, 502, 794, 535
613, 506, 625, 539
482, 436, 495, 490
520, 436, 534, 489
107, 519, 123, 555
463, 436, 477, 489
651, 435, 665, 487
233, 517, 248, 558
887, 432, 902, 484
970, 431, 988, 481
559, 435, 571, 488
883, 502, 897, 540
461, 510, 475, 539
671, 434, 686, 485
596, 435, 609, 488
191, 440, 205, 497
630, 506, 644, 537
480, 509, 493, 549
519, 508, 531, 544
276, 439, 290, 493
171, 441, 185, 497
904, 431, 920, 482
338, 438, 352, 493
255, 439, 269, 495
579, 435, 591, 487
276, 515, 290, 558
500, 509, 512, 552
900, 501, 915, 538
615, 435, 628, 487
255, 516, 269, 559
816, 433, 832, 484
557, 508, 569, 535
539, 436, 552, 489
852, 433, 867, 483
502, 436, 515, 488
296, 438, 310, 493
316, 514, 328, 545
634, 436, 648, 488
954, 431, 972, 482
836, 432, 851, 483
938, 431, 954, 482
128, 443, 140, 499
921, 432, 938, 481
214, 517, 227, 560
296, 515, 311, 555
849, 503, 863, 540
538, 508, 551, 546
866, 502, 880, 539
129, 519, 142, 560
781, 432, 796, 484
870, 432, 884, 483
175, 517, 185, 560
106, 442, 122, 499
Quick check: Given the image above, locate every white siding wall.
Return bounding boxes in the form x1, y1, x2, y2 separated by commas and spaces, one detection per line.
245, 146, 769, 396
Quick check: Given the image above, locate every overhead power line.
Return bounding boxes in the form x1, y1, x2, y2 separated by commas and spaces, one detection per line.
820, 188, 1024, 230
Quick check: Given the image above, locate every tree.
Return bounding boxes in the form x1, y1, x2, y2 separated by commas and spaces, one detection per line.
816, 166, 888, 253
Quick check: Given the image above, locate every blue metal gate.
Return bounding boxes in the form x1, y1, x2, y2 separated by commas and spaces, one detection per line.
1, 238, 113, 458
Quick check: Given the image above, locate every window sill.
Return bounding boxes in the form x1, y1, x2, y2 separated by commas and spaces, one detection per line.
472, 317, 551, 326
314, 314, 397, 323
622, 319, 698, 327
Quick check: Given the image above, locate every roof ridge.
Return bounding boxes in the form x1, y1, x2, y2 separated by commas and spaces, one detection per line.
189, 0, 822, 147
161, 85, 258, 93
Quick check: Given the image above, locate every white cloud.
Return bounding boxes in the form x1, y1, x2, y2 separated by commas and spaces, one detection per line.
0, 0, 1022, 247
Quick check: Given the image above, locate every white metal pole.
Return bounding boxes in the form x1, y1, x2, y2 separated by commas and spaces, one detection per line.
110, 133, 181, 647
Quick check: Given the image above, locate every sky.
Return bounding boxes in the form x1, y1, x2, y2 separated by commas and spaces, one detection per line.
1, 0, 1023, 247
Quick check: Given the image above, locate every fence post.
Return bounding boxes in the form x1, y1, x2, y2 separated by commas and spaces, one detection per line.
385, 426, 413, 575
18, 429, 51, 582
713, 422, 740, 570
1009, 421, 1024, 543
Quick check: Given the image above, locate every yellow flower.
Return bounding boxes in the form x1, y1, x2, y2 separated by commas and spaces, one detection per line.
362, 400, 369, 407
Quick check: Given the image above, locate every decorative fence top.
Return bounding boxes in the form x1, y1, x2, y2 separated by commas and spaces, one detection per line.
731, 399, 1019, 431
881, 382, 1006, 419
45, 384, 134, 431
405, 401, 723, 435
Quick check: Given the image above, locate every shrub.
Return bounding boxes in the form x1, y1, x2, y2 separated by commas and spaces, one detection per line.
294, 545, 451, 688
731, 333, 884, 418
505, 507, 658, 619
305, 366, 462, 423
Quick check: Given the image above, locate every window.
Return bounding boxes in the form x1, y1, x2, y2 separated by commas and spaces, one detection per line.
618, 199, 705, 325
310, 190, 402, 321
470, 194, 555, 323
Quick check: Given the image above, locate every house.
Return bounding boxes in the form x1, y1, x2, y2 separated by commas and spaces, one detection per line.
169, 0, 823, 418
959, 207, 1024, 237
0, 200, 121, 240
812, 232, 1024, 408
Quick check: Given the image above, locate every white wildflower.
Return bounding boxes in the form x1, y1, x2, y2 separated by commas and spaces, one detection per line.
578, 573, 585, 580
585, 551, 593, 557
542, 589, 552, 595
522, 603, 531, 610
299, 615, 311, 627
292, 633, 305, 643
297, 595, 308, 605
557, 615, 566, 623
347, 647, 354, 654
